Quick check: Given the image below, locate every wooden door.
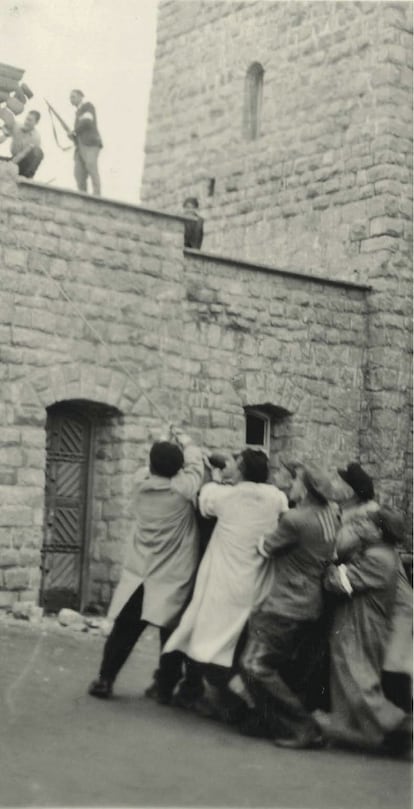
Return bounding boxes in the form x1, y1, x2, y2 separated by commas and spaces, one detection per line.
40, 405, 93, 613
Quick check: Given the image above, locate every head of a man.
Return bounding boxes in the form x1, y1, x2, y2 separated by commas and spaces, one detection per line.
337, 462, 374, 504
70, 89, 84, 108
24, 110, 40, 130
183, 196, 200, 218
288, 464, 307, 504
236, 448, 269, 484
149, 441, 184, 479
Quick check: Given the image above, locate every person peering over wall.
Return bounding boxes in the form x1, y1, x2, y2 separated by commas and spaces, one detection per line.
183, 196, 204, 249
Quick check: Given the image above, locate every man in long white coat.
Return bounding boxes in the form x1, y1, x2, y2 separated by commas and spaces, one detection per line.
163, 449, 289, 716
88, 433, 204, 700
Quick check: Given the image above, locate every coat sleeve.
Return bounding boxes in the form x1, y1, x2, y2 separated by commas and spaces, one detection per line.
198, 481, 229, 518
344, 545, 396, 593
171, 444, 204, 501
262, 510, 299, 557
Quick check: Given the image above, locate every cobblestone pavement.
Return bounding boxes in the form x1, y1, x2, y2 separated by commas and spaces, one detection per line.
0, 619, 411, 809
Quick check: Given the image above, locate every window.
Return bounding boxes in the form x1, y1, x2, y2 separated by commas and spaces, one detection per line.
245, 408, 270, 454
243, 62, 264, 141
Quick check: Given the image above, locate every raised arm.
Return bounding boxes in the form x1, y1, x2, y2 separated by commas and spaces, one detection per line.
171, 442, 204, 501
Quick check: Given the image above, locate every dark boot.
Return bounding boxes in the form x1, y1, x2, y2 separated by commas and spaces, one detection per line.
88, 678, 113, 699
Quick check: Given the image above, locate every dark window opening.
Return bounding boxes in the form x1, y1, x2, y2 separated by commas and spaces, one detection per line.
243, 61, 264, 141
208, 177, 216, 196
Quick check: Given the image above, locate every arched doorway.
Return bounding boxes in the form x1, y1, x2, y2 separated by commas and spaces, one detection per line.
40, 402, 94, 613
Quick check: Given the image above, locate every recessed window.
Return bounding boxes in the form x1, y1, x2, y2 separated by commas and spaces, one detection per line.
243, 62, 264, 141
245, 408, 270, 454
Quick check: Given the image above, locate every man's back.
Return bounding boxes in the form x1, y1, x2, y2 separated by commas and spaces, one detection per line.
261, 503, 339, 621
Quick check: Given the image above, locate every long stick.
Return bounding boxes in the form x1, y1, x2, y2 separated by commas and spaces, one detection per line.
44, 98, 72, 135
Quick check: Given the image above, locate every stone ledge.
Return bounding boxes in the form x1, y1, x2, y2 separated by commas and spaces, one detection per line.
184, 248, 372, 292
17, 177, 189, 224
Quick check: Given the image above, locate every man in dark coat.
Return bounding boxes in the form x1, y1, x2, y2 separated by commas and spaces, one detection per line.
69, 89, 102, 196
240, 465, 340, 748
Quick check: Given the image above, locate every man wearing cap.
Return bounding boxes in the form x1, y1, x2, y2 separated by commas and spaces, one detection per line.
69, 89, 102, 196
321, 504, 410, 751
335, 462, 380, 560
333, 462, 412, 726
240, 464, 340, 749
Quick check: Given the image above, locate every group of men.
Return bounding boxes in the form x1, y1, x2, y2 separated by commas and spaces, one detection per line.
88, 431, 412, 755
0, 90, 207, 247
0, 89, 102, 195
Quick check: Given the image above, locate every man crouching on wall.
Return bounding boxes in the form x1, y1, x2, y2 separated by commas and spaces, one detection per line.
88, 429, 204, 701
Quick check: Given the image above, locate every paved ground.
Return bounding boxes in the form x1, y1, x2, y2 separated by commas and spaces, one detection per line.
0, 620, 411, 809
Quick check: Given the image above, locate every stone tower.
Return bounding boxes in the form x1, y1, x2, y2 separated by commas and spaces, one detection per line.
142, 0, 413, 519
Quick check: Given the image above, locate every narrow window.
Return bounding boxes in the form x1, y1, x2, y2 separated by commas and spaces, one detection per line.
245, 407, 270, 454
243, 62, 264, 141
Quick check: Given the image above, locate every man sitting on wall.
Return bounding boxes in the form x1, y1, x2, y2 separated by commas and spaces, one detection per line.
0, 109, 43, 178
88, 429, 204, 701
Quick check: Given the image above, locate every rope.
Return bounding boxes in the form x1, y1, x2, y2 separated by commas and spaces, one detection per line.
46, 105, 73, 152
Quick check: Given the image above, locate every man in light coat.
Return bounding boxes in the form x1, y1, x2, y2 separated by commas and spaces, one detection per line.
163, 449, 289, 718
88, 432, 204, 700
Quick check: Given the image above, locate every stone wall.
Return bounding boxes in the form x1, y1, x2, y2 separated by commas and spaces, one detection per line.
142, 0, 412, 280
142, 0, 413, 523
0, 162, 370, 610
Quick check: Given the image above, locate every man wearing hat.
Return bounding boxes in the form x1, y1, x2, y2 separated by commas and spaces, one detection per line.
321, 502, 410, 751
335, 462, 379, 558
240, 464, 340, 748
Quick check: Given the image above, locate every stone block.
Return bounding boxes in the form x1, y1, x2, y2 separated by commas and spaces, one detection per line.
0, 549, 19, 567
369, 217, 404, 238
0, 590, 14, 609
4, 567, 30, 589
58, 608, 86, 630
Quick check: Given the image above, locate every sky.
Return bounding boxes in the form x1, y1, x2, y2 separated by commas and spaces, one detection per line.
1, 0, 159, 202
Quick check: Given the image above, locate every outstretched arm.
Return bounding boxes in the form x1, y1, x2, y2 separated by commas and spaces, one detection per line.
171, 439, 204, 501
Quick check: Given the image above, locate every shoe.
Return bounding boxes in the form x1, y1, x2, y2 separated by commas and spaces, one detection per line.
192, 695, 221, 719
144, 682, 171, 705
170, 689, 199, 710
88, 678, 113, 699
274, 732, 325, 750
239, 710, 274, 739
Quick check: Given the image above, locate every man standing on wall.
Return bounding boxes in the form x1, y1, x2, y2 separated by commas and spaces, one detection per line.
69, 89, 102, 196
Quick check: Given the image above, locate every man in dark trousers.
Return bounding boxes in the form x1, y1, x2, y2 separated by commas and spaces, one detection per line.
88, 431, 204, 701
240, 465, 340, 748
183, 197, 204, 249
69, 89, 103, 196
